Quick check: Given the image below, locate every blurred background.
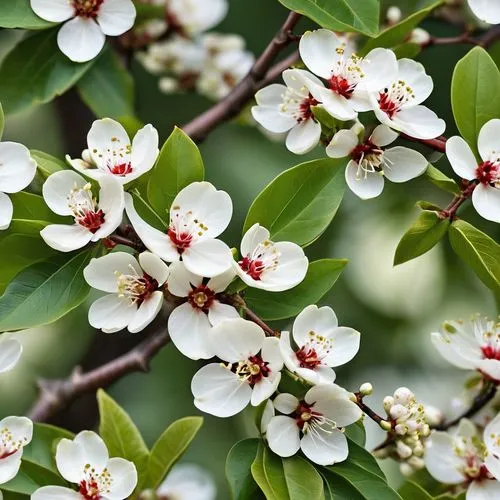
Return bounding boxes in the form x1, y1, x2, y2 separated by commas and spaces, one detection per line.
0, 0, 499, 497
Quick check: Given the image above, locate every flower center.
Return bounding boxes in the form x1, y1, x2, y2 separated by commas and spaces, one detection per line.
298, 94, 319, 122
378, 80, 415, 119
233, 354, 271, 386
294, 330, 332, 370
328, 48, 364, 99
476, 161, 500, 186
295, 346, 322, 369
67, 183, 105, 233
238, 240, 280, 281
79, 480, 101, 500
72, 0, 103, 18
116, 267, 159, 305
280, 88, 319, 123
168, 208, 207, 254
188, 285, 215, 311
291, 401, 337, 435
0, 426, 27, 460
238, 256, 265, 280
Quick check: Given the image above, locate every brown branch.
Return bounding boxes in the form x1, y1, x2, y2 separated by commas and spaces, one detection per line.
401, 133, 447, 153
182, 11, 302, 142
28, 326, 170, 422
439, 180, 477, 220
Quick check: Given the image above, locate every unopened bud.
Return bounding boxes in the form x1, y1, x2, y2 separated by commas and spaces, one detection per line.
396, 440, 413, 459
159, 77, 179, 94
380, 420, 392, 431
394, 387, 414, 405
386, 6, 402, 24
383, 396, 394, 413
373, 447, 389, 459
390, 404, 409, 420
408, 456, 425, 470
400, 462, 414, 476
359, 382, 373, 396
395, 423, 407, 435
409, 28, 431, 45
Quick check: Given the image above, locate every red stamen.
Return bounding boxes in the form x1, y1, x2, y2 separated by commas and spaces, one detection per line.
72, 0, 103, 18
0, 449, 17, 460
351, 140, 379, 164
378, 91, 399, 119
78, 209, 105, 233
476, 161, 498, 185
329, 75, 355, 99
295, 346, 322, 369
247, 354, 271, 385
109, 162, 133, 176
188, 285, 216, 311
292, 401, 322, 429
238, 256, 264, 280
168, 228, 193, 253
137, 273, 159, 305
79, 480, 101, 500
482, 345, 500, 361
298, 94, 319, 122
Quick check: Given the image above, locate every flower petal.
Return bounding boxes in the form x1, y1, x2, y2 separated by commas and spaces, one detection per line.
207, 301, 240, 327
32, 486, 83, 500
472, 184, 500, 223
360, 48, 398, 92
87, 118, 130, 168
282, 68, 324, 91
0, 192, 13, 231
207, 266, 236, 293
300, 428, 348, 466
273, 393, 299, 414
446, 136, 478, 181
391, 105, 446, 140
0, 416, 33, 446
299, 29, 340, 79
326, 129, 359, 158
430, 331, 481, 370
88, 294, 137, 333
105, 457, 138, 499
285, 119, 321, 155
0, 338, 22, 373
371, 124, 399, 147
129, 124, 159, 181
167, 261, 201, 297
138, 251, 169, 285
424, 431, 465, 484
468, 0, 500, 24
0, 142, 37, 193
261, 337, 283, 372
478, 119, 500, 162
467, 480, 500, 500
84, 252, 140, 293
73, 430, 108, 472
29, 0, 73, 22
251, 105, 296, 134
40, 223, 93, 252
42, 170, 87, 216
57, 17, 105, 63
97, 0, 136, 36
293, 304, 338, 346
183, 238, 233, 278
0, 449, 22, 483
251, 372, 281, 406
397, 59, 433, 105
93, 175, 124, 239
267, 415, 301, 458
322, 327, 361, 367
240, 223, 269, 257
156, 463, 216, 500
383, 146, 428, 182
128, 290, 163, 333
310, 85, 357, 121
345, 161, 384, 200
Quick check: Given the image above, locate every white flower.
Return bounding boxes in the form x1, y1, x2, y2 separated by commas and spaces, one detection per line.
425, 418, 500, 499
41, 170, 124, 252
67, 118, 159, 185
0, 338, 22, 374
431, 316, 500, 381
167, 262, 239, 360
298, 29, 398, 121
0, 417, 32, 485
327, 124, 428, 199
125, 182, 233, 277
279, 304, 360, 385
166, 0, 228, 36
157, 463, 217, 500
468, 0, 500, 25
32, 430, 137, 500
446, 119, 500, 223
0, 142, 37, 231
252, 69, 323, 155
235, 223, 308, 292
30, 0, 136, 63
191, 318, 283, 417
84, 251, 169, 333
369, 58, 446, 140
266, 384, 362, 465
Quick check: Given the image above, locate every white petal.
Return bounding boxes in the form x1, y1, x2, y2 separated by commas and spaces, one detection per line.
0, 338, 22, 373
273, 393, 299, 415
326, 129, 358, 158
424, 432, 465, 484
430, 331, 481, 370
251, 372, 281, 406
32, 486, 82, 500
446, 136, 478, 181
182, 239, 233, 278
383, 147, 428, 182
371, 124, 399, 147
301, 429, 348, 466
240, 223, 269, 257
57, 17, 105, 63
293, 304, 338, 346
467, 480, 500, 500
210, 318, 265, 362
168, 303, 214, 360
0, 449, 22, 483
167, 261, 201, 297
208, 301, 240, 327
261, 400, 275, 434
286, 120, 321, 155
97, 0, 136, 36
29, 0, 74, 22
139, 251, 169, 285
472, 184, 500, 223
322, 327, 360, 367
360, 48, 398, 92
251, 105, 296, 134
310, 85, 357, 121
191, 363, 251, 418
40, 223, 93, 252
299, 29, 340, 79
106, 457, 138, 499
254, 83, 288, 106
157, 463, 216, 500
469, 0, 500, 24
87, 118, 130, 169
73, 430, 108, 472
484, 454, 500, 483
282, 68, 324, 91
207, 266, 236, 293
88, 294, 137, 332
0, 416, 33, 446
296, 365, 336, 386
84, 252, 140, 293
397, 59, 433, 105
266, 416, 301, 458
129, 124, 159, 180
261, 337, 283, 372
128, 290, 163, 333
391, 105, 446, 140
55, 438, 86, 482
345, 161, 384, 200
93, 175, 124, 239
0, 192, 13, 231
0, 142, 37, 193
476, 359, 500, 382
478, 119, 500, 162
42, 170, 87, 216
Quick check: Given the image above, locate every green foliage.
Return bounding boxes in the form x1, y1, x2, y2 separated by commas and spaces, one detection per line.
283, 456, 325, 500
0, 0, 55, 29
146, 416, 204, 489
398, 481, 433, 500
0, 249, 95, 332
394, 210, 450, 265
345, 421, 366, 447
451, 47, 500, 155
147, 127, 205, 217
0, 102, 4, 140
392, 42, 422, 60
243, 158, 346, 247
448, 219, 500, 290
277, 0, 379, 36
360, 0, 442, 55
97, 390, 150, 484
425, 166, 460, 195
10, 193, 67, 224
131, 190, 167, 230
31, 150, 67, 179
0, 30, 94, 115
77, 47, 135, 120
244, 259, 347, 320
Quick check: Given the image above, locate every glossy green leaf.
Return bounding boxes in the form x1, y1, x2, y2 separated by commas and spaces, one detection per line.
244, 158, 346, 247
449, 219, 500, 290
283, 456, 324, 500
0, 0, 55, 29
131, 190, 167, 230
147, 127, 204, 217
399, 481, 433, 500
451, 47, 500, 154
226, 439, 264, 500
393, 42, 421, 60
0, 249, 94, 332
251, 443, 281, 500
0, 102, 4, 140
10, 192, 67, 224
0, 30, 94, 115
321, 469, 365, 500
146, 416, 203, 489
244, 259, 347, 320
31, 150, 67, 179
251, 445, 288, 500
97, 390, 150, 483
277, 0, 379, 36
425, 165, 460, 195
361, 1, 442, 55
394, 210, 450, 265
77, 47, 135, 119
345, 421, 366, 447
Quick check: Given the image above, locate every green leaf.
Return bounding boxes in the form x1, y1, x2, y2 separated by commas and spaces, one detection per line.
321, 469, 365, 500
0, 0, 55, 29
31, 150, 67, 179
131, 190, 167, 230
277, 0, 379, 36
77, 47, 135, 119
360, 1, 442, 55
0, 102, 4, 140
0, 249, 94, 332
283, 456, 324, 500
0, 220, 56, 295
425, 165, 460, 195
147, 127, 204, 217
251, 443, 281, 500
449, 219, 500, 290
244, 258, 347, 320
146, 416, 203, 489
226, 439, 264, 500
399, 481, 433, 500
394, 210, 450, 265
345, 421, 366, 447
0, 30, 94, 115
97, 390, 150, 484
10, 192, 67, 224
392, 42, 421, 60
451, 47, 500, 154
243, 158, 346, 247
251, 445, 289, 500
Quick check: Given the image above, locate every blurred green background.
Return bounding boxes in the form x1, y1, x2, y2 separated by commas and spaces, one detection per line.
1, 0, 499, 497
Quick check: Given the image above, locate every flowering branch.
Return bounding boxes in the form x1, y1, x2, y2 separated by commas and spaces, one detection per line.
400, 133, 447, 153
440, 180, 477, 220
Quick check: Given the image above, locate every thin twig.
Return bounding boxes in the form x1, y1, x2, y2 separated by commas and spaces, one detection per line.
401, 133, 447, 153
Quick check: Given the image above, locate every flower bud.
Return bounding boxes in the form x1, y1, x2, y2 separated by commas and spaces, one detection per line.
408, 456, 425, 470
400, 462, 414, 476
359, 382, 373, 396
409, 28, 431, 45
159, 77, 179, 94
380, 420, 392, 432
383, 396, 394, 413
394, 387, 414, 406
386, 6, 402, 24
395, 423, 407, 436
390, 404, 409, 420
396, 440, 413, 459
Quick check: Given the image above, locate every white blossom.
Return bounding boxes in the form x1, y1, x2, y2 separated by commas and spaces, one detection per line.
0, 338, 22, 374
468, 0, 500, 25
156, 463, 216, 500
67, 118, 159, 185
84, 251, 169, 333
0, 417, 33, 485
32, 430, 137, 500
30, 0, 136, 63
166, 0, 228, 36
